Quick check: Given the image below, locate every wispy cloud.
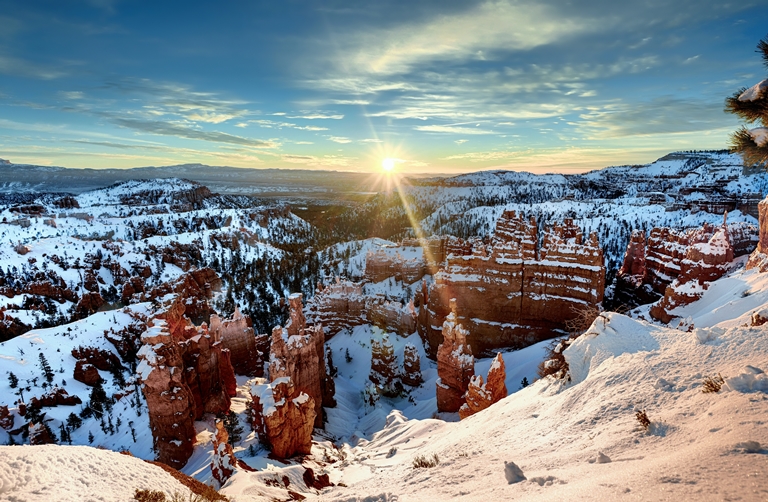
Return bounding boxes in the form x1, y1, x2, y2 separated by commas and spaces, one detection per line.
327, 136, 352, 143
0, 55, 67, 80
110, 117, 277, 148
288, 113, 344, 120
415, 124, 495, 135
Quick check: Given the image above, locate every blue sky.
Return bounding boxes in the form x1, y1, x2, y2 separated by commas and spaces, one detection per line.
1, 0, 767, 174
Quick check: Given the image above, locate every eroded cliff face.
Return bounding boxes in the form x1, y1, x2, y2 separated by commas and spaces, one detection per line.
268, 293, 332, 428
210, 421, 237, 486
420, 211, 605, 357
307, 279, 417, 339
617, 222, 757, 300
211, 306, 265, 377
459, 353, 507, 420
364, 237, 447, 284
136, 284, 240, 468
250, 377, 315, 459
651, 224, 738, 323
747, 198, 768, 272
436, 300, 475, 413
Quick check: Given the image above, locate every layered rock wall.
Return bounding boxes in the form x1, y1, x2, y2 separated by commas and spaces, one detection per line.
250, 377, 315, 459
420, 211, 605, 357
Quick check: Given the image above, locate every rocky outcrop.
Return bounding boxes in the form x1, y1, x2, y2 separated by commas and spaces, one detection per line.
401, 343, 423, 387
28, 388, 82, 409
137, 321, 197, 469
73, 361, 102, 386
269, 293, 332, 427
137, 305, 237, 468
651, 223, 737, 323
74, 292, 105, 317
436, 300, 475, 413
459, 353, 507, 419
615, 220, 757, 309
420, 211, 605, 357
210, 421, 237, 486
211, 306, 264, 376
364, 237, 448, 284
307, 279, 417, 339
250, 377, 315, 459
28, 422, 55, 445
747, 198, 768, 272
0, 406, 14, 430
369, 335, 399, 394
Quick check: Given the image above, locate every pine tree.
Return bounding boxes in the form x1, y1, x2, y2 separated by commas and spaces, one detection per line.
726, 35, 768, 167
88, 431, 94, 444
222, 411, 243, 446
38, 353, 54, 384
7, 372, 18, 389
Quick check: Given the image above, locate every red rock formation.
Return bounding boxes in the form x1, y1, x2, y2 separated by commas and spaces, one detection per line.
436, 300, 475, 413
307, 278, 417, 339
53, 196, 80, 209
0, 405, 15, 430
28, 422, 55, 445
369, 335, 398, 393
748, 197, 768, 272
459, 353, 507, 419
401, 343, 423, 387
137, 321, 197, 469
250, 377, 315, 459
651, 224, 736, 323
74, 292, 105, 317
73, 360, 102, 386
618, 230, 647, 285
211, 306, 263, 376
210, 421, 237, 486
28, 388, 82, 409
420, 211, 605, 357
72, 346, 122, 373
269, 293, 330, 427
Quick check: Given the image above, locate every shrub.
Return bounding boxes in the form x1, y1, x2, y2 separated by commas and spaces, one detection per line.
412, 453, 439, 469
635, 410, 651, 431
702, 373, 725, 393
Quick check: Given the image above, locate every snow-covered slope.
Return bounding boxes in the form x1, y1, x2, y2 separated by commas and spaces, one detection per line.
218, 265, 768, 501
0, 445, 195, 502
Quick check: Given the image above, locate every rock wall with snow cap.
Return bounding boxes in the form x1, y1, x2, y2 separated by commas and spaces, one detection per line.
268, 293, 332, 427
458, 352, 507, 420
747, 197, 768, 272
420, 211, 605, 358
249, 377, 315, 459
136, 320, 197, 469
306, 278, 417, 338
436, 299, 475, 413
210, 420, 237, 486
401, 343, 423, 387
651, 223, 738, 323
211, 306, 264, 376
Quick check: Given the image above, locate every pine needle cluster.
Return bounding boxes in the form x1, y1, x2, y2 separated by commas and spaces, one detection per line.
725, 35, 768, 168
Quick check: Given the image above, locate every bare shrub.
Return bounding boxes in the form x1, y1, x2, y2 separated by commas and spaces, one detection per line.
635, 410, 651, 431
134, 490, 166, 502
702, 373, 725, 393
564, 303, 602, 335
412, 453, 439, 469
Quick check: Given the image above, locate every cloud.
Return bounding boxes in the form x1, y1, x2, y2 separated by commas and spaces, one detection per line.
288, 113, 344, 120
59, 91, 85, 100
360, 138, 383, 143
0, 55, 67, 80
454, 139, 468, 144
415, 125, 495, 135
573, 96, 735, 139
110, 117, 277, 148
328, 136, 352, 143
249, 119, 328, 131
331, 1, 600, 76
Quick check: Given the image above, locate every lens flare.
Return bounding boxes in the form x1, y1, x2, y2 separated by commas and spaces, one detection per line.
382, 157, 396, 172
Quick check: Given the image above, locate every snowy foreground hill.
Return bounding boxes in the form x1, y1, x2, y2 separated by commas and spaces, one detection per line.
2, 263, 767, 501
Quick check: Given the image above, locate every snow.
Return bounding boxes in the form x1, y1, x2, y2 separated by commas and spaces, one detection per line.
0, 445, 194, 501
738, 79, 768, 101
749, 127, 768, 147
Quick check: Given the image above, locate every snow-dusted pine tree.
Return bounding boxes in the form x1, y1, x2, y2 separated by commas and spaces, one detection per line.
726, 35, 768, 167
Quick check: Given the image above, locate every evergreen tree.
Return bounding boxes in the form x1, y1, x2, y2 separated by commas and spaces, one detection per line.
88, 431, 94, 444
222, 411, 243, 446
7, 372, 18, 389
38, 353, 54, 384
726, 35, 768, 167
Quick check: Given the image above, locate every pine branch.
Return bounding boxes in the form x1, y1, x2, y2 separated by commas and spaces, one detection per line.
758, 36, 768, 68
725, 89, 768, 124
730, 127, 768, 167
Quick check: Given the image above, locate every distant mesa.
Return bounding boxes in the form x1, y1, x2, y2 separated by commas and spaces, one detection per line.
0, 159, 10, 166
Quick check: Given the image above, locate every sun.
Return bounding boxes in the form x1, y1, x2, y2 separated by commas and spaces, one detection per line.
381, 157, 396, 173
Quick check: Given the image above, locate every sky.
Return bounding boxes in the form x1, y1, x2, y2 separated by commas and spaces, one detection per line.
0, 0, 767, 174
